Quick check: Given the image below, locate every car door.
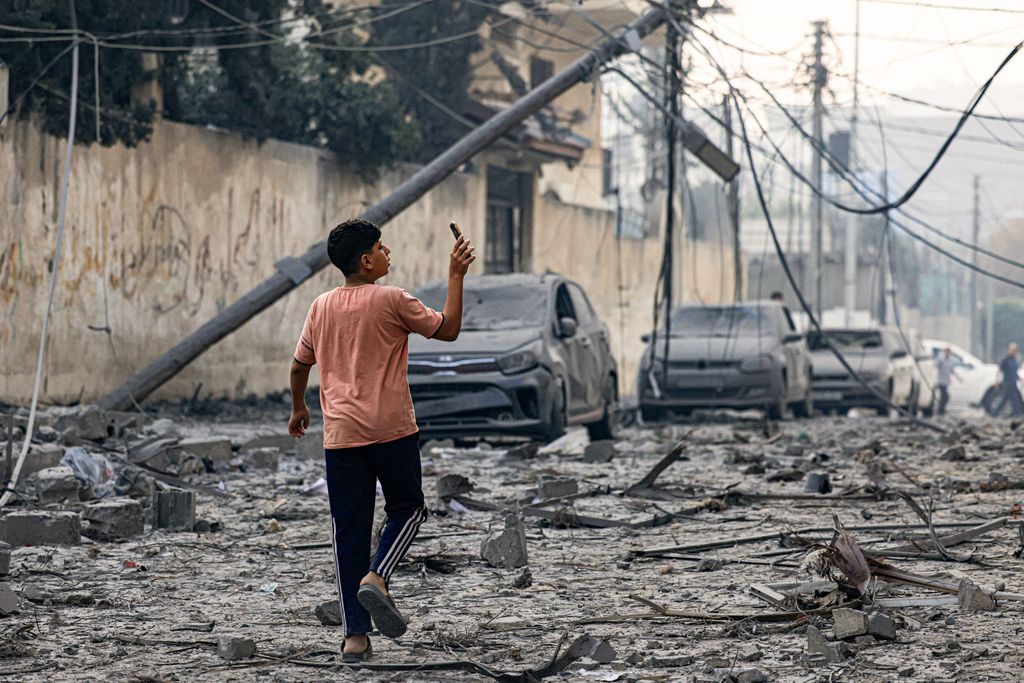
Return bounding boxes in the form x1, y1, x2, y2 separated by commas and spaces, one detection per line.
567, 282, 606, 412
778, 307, 803, 400
553, 283, 588, 417
885, 331, 913, 402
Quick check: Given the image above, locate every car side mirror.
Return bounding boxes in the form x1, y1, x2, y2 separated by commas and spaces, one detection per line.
783, 333, 803, 344
640, 333, 651, 343
558, 317, 578, 338
890, 350, 908, 360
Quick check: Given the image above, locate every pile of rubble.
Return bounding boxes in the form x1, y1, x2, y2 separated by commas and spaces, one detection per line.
0, 402, 1022, 681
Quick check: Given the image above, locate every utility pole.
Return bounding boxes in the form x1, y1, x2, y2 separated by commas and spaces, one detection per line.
879, 170, 893, 324
659, 21, 681, 381
723, 94, 742, 301
970, 174, 981, 355
810, 20, 827, 320
844, 2, 861, 327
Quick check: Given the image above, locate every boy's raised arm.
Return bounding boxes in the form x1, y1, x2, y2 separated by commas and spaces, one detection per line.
433, 235, 475, 342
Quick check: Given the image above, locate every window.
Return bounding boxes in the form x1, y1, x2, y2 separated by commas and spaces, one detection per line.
485, 166, 532, 274
530, 57, 554, 90
568, 284, 596, 325
555, 284, 577, 322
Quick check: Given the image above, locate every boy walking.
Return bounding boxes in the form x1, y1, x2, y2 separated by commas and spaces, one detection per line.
288, 219, 474, 662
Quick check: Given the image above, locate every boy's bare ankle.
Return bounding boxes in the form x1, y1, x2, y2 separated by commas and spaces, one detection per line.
359, 571, 387, 593
343, 633, 369, 653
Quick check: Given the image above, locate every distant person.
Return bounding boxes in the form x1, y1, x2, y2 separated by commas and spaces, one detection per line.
287, 218, 475, 662
934, 346, 959, 416
993, 342, 1024, 417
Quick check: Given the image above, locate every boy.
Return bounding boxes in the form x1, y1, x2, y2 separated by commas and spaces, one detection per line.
288, 218, 474, 662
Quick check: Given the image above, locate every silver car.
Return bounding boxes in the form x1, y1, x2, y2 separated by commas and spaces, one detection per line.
637, 302, 813, 421
808, 327, 915, 415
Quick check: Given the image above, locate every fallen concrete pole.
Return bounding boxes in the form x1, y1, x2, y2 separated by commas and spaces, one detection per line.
100, 8, 679, 411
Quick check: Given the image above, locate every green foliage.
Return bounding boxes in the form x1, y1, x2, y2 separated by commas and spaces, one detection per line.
0, 0, 419, 174
369, 0, 494, 162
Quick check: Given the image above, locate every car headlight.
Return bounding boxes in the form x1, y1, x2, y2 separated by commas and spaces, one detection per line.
498, 345, 541, 375
740, 355, 773, 373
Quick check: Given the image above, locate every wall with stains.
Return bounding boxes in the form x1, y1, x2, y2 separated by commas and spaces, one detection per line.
1, 117, 734, 405
0, 118, 485, 403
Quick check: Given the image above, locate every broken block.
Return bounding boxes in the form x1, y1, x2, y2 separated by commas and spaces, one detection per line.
537, 476, 578, 499
82, 499, 145, 540
832, 607, 869, 639
179, 438, 233, 464
34, 466, 80, 504
502, 442, 539, 461
480, 514, 528, 569
735, 669, 768, 683
940, 445, 966, 461
737, 643, 763, 661
803, 471, 832, 494
152, 488, 196, 531
0, 541, 10, 575
806, 625, 846, 664
0, 583, 18, 615
0, 511, 80, 546
868, 612, 897, 640
314, 599, 343, 626
21, 444, 65, 481
217, 635, 256, 661
958, 577, 997, 611
52, 405, 110, 441
239, 447, 280, 471
583, 440, 616, 463
436, 474, 474, 500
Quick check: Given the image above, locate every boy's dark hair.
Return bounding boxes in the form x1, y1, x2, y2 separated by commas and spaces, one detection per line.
327, 219, 381, 276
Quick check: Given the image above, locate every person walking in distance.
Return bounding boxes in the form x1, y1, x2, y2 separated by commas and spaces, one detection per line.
993, 342, 1024, 417
934, 346, 959, 416
288, 219, 475, 662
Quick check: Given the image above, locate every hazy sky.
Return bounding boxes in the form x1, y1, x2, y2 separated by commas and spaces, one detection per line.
700, 0, 1024, 114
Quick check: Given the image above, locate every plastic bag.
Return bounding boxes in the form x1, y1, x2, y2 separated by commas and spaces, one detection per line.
61, 446, 115, 497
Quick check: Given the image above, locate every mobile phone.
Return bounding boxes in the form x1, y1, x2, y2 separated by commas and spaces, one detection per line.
449, 222, 462, 240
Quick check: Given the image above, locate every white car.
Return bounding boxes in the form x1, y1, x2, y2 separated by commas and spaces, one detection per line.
922, 339, 1000, 410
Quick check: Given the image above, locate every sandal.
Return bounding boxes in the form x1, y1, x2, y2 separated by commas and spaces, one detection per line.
357, 584, 408, 638
341, 636, 372, 664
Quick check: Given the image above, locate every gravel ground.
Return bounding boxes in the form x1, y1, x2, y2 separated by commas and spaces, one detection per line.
1, 403, 1023, 682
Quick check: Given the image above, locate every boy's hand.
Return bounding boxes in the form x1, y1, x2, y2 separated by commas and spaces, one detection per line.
288, 406, 310, 437
449, 236, 476, 278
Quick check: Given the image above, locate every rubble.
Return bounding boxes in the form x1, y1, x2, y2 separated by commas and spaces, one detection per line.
805, 625, 847, 664
0, 511, 81, 545
81, 499, 145, 540
536, 476, 578, 499
0, 583, 19, 615
958, 577, 997, 611
0, 541, 10, 575
868, 612, 897, 640
480, 513, 528, 568
583, 440, 616, 463
33, 466, 80, 504
832, 607, 869, 639
314, 599, 343, 626
216, 635, 256, 661
52, 405, 111, 442
152, 488, 195, 531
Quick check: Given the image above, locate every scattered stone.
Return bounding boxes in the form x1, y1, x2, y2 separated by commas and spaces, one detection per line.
898, 665, 915, 677
22, 444, 65, 480
695, 557, 724, 572
0, 511, 81, 546
0, 541, 9, 575
217, 635, 256, 661
735, 669, 768, 683
480, 514, 528, 569
82, 499, 145, 540
737, 643, 763, 661
52, 405, 111, 441
237, 447, 280, 471
536, 476, 578, 499
958, 577, 997, 611
577, 636, 616, 664
832, 607, 869, 639
940, 445, 966, 461
436, 474, 474, 500
512, 567, 533, 589
868, 612, 897, 640
193, 519, 222, 533
152, 488, 196, 531
179, 438, 233, 466
0, 583, 18, 615
314, 599, 343, 626
21, 585, 54, 603
583, 440, 616, 463
784, 444, 805, 456
646, 654, 694, 667
34, 466, 80, 504
806, 625, 846, 664
502, 442, 540, 460
803, 471, 832, 494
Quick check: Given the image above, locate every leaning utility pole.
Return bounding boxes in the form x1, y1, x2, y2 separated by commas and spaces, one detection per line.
844, 1, 861, 327
810, 20, 827, 319
723, 94, 742, 301
659, 20, 681, 381
879, 170, 894, 324
100, 7, 724, 411
970, 174, 981, 355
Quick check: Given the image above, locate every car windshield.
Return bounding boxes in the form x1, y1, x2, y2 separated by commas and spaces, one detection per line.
415, 282, 548, 331
807, 331, 883, 351
667, 306, 774, 338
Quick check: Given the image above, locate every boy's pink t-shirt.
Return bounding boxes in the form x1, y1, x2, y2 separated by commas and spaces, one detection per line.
294, 285, 443, 449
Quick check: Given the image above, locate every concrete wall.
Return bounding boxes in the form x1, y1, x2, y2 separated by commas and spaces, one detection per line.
1, 117, 735, 404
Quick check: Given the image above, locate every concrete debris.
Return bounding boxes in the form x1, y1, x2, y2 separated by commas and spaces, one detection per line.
867, 612, 897, 640
502, 442, 540, 460
435, 474, 475, 500
216, 635, 256, 661
695, 557, 724, 572
736, 643, 763, 661
314, 599, 343, 626
715, 668, 767, 683
238, 447, 280, 471
0, 583, 19, 615
803, 471, 832, 494
0, 511, 81, 546
958, 577, 997, 611
22, 444, 65, 480
52, 405, 111, 442
81, 499, 145, 540
832, 607, 869, 639
0, 541, 10, 576
940, 445, 966, 461
34, 466, 81, 504
480, 514, 528, 569
536, 476, 578, 499
806, 625, 846, 664
583, 440, 616, 463
152, 488, 196, 531
512, 567, 533, 588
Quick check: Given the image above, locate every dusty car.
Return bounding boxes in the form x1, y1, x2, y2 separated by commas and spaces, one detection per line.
407, 273, 617, 442
903, 329, 936, 416
636, 302, 813, 421
808, 327, 914, 415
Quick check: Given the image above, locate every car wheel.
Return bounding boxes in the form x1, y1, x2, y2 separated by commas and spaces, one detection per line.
542, 384, 566, 443
982, 385, 1014, 417
586, 376, 617, 441
639, 404, 662, 424
921, 389, 935, 417
791, 391, 814, 419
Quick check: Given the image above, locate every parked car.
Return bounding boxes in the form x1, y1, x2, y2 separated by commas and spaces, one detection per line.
636, 301, 813, 421
808, 327, 914, 415
922, 339, 1007, 412
407, 273, 617, 442
903, 329, 937, 416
